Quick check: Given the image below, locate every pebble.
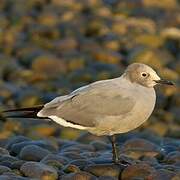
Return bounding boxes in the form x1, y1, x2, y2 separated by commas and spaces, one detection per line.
0, 174, 29, 180
20, 161, 58, 180
19, 145, 51, 161
122, 138, 161, 159
0, 147, 9, 155
41, 154, 68, 165
121, 163, 156, 180
98, 176, 118, 180
68, 159, 94, 169
85, 164, 121, 178
63, 164, 81, 173
60, 171, 97, 180
10, 140, 57, 155
148, 169, 177, 180
90, 140, 111, 151
5, 136, 30, 151
0, 165, 12, 175
59, 152, 86, 160
164, 151, 180, 164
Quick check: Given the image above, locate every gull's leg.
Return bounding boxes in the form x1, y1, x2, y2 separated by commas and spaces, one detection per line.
109, 135, 119, 163
109, 135, 135, 166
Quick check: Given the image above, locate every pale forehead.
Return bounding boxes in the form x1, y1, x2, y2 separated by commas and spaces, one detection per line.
126, 63, 157, 74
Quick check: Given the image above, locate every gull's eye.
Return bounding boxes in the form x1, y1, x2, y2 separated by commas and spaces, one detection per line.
141, 72, 148, 77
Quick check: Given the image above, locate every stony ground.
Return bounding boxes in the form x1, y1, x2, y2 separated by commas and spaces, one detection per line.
0, 132, 179, 180
0, 0, 179, 179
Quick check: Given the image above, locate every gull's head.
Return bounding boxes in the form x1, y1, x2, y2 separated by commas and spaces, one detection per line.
124, 63, 174, 88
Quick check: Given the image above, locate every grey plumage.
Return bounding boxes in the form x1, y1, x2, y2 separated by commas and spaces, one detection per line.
38, 79, 136, 128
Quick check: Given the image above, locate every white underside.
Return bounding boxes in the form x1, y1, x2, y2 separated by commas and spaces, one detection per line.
49, 116, 88, 130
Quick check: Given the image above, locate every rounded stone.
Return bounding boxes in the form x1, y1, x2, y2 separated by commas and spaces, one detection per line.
164, 151, 180, 164
60, 152, 86, 160
20, 161, 58, 180
63, 164, 81, 173
69, 159, 94, 169
60, 171, 97, 180
19, 145, 51, 161
85, 164, 121, 178
122, 138, 161, 159
5, 136, 30, 151
41, 154, 68, 165
90, 140, 111, 151
11, 140, 57, 155
10, 160, 26, 170
0, 147, 9, 155
121, 163, 156, 180
99, 176, 118, 180
0, 155, 18, 163
0, 165, 12, 175
0, 174, 29, 180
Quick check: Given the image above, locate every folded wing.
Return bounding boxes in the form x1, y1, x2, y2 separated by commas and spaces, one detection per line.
37, 81, 136, 127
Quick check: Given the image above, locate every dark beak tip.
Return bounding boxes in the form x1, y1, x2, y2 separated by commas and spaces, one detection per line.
155, 80, 174, 86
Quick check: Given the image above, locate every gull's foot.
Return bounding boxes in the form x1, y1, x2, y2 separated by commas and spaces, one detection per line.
113, 156, 137, 167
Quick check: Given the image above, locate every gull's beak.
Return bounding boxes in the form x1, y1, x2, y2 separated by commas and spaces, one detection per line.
154, 79, 174, 86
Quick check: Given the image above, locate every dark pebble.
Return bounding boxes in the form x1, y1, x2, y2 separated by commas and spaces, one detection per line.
98, 176, 118, 180
59, 152, 86, 160
69, 159, 94, 169
41, 154, 68, 165
0, 174, 29, 180
0, 155, 18, 163
164, 151, 180, 164
5, 136, 30, 151
121, 163, 156, 180
10, 160, 26, 170
19, 144, 51, 161
90, 140, 111, 151
0, 147, 9, 155
85, 164, 121, 178
0, 165, 12, 175
20, 161, 58, 180
60, 171, 97, 180
122, 138, 160, 159
10, 140, 58, 155
63, 164, 81, 173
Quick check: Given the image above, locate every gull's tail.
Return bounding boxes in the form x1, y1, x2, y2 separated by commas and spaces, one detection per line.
2, 105, 44, 119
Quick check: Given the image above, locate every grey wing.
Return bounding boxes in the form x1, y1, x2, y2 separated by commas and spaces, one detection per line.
37, 82, 136, 127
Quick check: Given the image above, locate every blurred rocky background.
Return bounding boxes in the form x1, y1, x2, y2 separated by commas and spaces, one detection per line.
0, 0, 179, 179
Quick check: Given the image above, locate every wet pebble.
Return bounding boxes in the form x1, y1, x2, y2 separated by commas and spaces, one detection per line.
90, 140, 111, 151
0, 147, 9, 155
121, 163, 156, 180
122, 138, 161, 159
68, 159, 94, 169
63, 164, 81, 173
0, 174, 29, 180
10, 160, 26, 170
5, 136, 30, 151
19, 144, 51, 161
59, 151, 86, 160
98, 176, 118, 180
60, 171, 97, 180
164, 151, 180, 164
0, 165, 12, 175
20, 161, 58, 180
148, 169, 177, 180
10, 140, 57, 155
41, 154, 68, 165
85, 164, 121, 178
